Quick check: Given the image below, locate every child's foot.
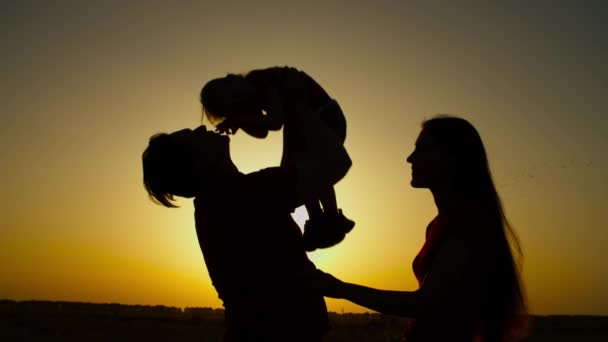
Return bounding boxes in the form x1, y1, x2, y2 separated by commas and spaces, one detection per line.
302, 210, 355, 252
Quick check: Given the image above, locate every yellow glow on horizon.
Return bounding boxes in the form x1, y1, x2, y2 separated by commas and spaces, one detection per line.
2, 1, 607, 317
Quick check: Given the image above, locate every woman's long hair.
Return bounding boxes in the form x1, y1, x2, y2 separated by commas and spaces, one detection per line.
423, 115, 528, 341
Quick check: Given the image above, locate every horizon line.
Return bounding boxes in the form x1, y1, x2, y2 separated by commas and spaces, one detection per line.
2, 299, 605, 318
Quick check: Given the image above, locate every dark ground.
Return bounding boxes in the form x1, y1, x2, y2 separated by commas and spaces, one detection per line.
2, 300, 607, 341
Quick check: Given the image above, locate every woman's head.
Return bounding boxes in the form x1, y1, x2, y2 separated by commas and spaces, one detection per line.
200, 74, 260, 125
408, 115, 528, 340
407, 115, 490, 196
142, 126, 232, 207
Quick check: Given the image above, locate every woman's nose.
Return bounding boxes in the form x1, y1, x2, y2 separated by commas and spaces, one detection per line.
406, 152, 413, 164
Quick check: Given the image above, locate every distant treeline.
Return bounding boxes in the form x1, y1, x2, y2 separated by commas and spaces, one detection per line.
0, 299, 223, 321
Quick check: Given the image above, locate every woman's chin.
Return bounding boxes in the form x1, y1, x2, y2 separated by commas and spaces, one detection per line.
410, 179, 426, 188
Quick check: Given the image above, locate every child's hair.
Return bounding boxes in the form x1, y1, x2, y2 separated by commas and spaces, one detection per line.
200, 74, 259, 125
142, 133, 198, 207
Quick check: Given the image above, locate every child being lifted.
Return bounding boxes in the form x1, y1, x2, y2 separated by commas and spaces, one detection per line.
200, 66, 354, 252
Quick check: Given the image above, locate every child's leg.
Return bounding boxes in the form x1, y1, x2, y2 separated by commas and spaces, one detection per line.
319, 186, 338, 214
322, 185, 354, 233
282, 122, 323, 220
315, 100, 345, 216
304, 200, 323, 220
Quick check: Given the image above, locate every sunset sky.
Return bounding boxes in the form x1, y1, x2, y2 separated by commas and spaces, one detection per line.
2, 1, 607, 316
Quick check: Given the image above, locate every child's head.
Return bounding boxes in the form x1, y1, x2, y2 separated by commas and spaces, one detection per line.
200, 74, 260, 125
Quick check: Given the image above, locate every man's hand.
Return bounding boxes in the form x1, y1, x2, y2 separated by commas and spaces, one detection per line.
261, 87, 284, 130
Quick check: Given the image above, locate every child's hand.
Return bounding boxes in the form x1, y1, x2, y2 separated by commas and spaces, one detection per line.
215, 118, 239, 135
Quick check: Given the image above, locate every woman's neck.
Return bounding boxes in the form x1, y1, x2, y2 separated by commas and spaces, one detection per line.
431, 185, 471, 217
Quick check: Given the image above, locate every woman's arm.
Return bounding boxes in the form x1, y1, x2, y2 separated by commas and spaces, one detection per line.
317, 239, 473, 318
326, 277, 422, 317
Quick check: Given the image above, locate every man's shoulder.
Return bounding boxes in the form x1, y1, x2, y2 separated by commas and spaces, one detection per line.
241, 166, 295, 192
194, 166, 297, 213
242, 166, 298, 209
193, 172, 246, 206
244, 166, 294, 181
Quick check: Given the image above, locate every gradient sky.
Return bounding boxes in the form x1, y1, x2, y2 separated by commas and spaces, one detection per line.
2, 1, 607, 315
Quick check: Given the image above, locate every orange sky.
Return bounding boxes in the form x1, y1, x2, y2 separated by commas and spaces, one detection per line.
2, 1, 607, 315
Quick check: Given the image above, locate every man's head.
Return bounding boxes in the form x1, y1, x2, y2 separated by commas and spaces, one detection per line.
142, 125, 233, 207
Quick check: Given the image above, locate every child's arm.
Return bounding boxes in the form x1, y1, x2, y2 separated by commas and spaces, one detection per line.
215, 115, 269, 138
234, 115, 271, 138
215, 88, 284, 138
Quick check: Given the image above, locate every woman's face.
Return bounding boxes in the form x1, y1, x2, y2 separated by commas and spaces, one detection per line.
406, 129, 447, 189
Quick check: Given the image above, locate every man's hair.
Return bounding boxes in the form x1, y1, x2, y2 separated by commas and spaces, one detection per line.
142, 133, 197, 208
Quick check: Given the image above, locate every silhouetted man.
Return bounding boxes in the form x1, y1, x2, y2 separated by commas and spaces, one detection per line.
142, 94, 351, 341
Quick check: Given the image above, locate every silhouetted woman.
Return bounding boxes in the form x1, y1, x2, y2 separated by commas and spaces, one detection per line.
315, 115, 528, 341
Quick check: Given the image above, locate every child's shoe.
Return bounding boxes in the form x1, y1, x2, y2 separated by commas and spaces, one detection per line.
330, 209, 355, 234
302, 209, 355, 252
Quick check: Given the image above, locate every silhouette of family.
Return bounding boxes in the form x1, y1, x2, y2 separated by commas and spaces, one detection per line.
142, 66, 528, 341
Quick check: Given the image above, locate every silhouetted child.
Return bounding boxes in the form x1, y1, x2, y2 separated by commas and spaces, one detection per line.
200, 66, 354, 251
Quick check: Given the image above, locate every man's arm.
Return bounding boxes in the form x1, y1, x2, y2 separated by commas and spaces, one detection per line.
261, 87, 284, 131
241, 70, 349, 209
289, 98, 351, 207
